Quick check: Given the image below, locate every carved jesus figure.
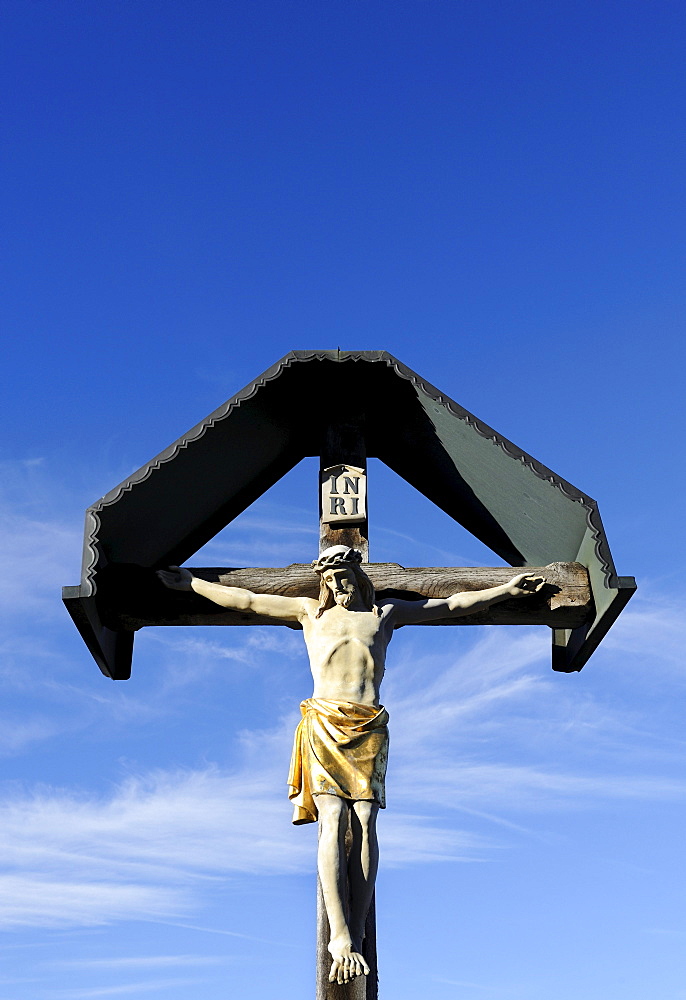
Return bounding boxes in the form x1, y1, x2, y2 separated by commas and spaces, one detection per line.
158, 546, 543, 985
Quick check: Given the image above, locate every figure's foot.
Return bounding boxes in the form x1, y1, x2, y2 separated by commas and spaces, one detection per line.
328, 934, 370, 985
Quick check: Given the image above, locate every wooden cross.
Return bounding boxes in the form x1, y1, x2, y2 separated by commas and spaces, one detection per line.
62, 353, 635, 999
93, 423, 592, 1000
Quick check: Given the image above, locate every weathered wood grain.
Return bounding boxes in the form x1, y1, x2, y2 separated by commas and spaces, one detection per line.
102, 562, 592, 630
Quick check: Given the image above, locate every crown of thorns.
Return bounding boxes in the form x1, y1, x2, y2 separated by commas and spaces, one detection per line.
312, 546, 363, 574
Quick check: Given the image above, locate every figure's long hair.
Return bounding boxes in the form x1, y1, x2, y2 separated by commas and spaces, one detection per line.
315, 564, 380, 618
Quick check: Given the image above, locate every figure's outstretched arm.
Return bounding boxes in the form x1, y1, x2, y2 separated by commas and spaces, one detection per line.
384, 573, 545, 625
156, 567, 308, 621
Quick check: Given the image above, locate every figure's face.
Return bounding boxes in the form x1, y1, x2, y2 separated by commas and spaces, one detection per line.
322, 567, 357, 607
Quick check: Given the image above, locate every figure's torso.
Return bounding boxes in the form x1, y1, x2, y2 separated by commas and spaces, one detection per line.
301, 604, 393, 706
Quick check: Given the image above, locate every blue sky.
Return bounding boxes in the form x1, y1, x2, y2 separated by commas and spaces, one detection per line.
2, 1, 686, 998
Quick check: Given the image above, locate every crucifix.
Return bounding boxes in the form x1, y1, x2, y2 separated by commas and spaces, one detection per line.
63, 351, 635, 998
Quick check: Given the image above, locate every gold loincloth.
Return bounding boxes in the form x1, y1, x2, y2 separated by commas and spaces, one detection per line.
287, 698, 389, 825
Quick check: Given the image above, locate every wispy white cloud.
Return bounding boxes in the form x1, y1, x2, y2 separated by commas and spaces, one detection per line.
433, 978, 492, 990
0, 716, 63, 754
50, 979, 207, 998
146, 626, 303, 670
431, 977, 526, 997
0, 459, 86, 619
397, 760, 686, 812
53, 955, 226, 969
0, 876, 185, 929
0, 764, 306, 879
206, 515, 318, 538
191, 498, 319, 567
0, 688, 490, 930
192, 537, 315, 566
601, 590, 686, 672
130, 627, 307, 705
373, 522, 480, 566
0, 767, 485, 929
155, 919, 292, 946
378, 812, 492, 866
0, 509, 80, 620
385, 622, 686, 816
2, 612, 684, 930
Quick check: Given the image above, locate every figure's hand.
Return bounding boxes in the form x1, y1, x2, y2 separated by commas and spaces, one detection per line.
156, 566, 193, 591
506, 573, 545, 598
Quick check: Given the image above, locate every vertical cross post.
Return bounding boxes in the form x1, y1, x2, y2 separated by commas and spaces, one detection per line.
316, 419, 378, 999
319, 420, 369, 562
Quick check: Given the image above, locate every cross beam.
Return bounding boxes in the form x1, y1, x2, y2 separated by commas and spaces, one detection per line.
94, 562, 592, 632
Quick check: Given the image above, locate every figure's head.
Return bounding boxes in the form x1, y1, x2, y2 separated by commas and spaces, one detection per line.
312, 546, 378, 617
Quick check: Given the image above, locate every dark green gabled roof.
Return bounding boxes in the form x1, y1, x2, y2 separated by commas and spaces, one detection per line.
63, 350, 635, 678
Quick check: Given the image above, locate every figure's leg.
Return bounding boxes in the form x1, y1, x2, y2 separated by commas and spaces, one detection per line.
348, 800, 379, 952
316, 795, 349, 954
316, 795, 369, 985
